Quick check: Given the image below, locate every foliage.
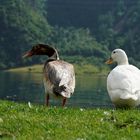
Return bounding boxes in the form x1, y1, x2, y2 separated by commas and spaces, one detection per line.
0, 0, 51, 69
0, 0, 140, 70
47, 0, 140, 67
48, 26, 108, 62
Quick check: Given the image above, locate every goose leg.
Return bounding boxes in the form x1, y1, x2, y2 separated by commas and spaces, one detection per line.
45, 94, 50, 106
62, 97, 67, 107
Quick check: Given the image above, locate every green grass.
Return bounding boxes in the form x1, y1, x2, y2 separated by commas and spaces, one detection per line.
7, 64, 109, 75
7, 64, 43, 73
0, 100, 140, 140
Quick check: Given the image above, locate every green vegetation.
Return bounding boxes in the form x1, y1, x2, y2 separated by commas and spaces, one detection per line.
0, 0, 140, 70
7, 64, 43, 73
1, 100, 140, 140
0, 0, 51, 69
7, 63, 109, 75
48, 0, 140, 64
1, 1, 140, 139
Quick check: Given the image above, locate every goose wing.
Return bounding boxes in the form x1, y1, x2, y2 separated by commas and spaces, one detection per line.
107, 65, 140, 100
44, 60, 75, 97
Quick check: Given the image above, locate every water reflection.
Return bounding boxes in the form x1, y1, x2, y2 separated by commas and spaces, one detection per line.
0, 72, 112, 108
0, 72, 44, 103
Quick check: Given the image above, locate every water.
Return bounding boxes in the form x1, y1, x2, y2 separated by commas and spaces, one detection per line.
0, 72, 112, 108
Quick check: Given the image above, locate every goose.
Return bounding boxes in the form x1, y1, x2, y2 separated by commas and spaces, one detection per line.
106, 49, 140, 108
23, 44, 75, 107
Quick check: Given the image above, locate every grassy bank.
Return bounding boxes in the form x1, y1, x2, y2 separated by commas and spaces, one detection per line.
7, 64, 43, 73
7, 64, 109, 75
0, 100, 140, 140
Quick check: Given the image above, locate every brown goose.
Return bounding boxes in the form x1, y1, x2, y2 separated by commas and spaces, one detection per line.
23, 44, 75, 107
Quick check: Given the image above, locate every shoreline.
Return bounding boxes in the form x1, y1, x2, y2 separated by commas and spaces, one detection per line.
5, 64, 109, 76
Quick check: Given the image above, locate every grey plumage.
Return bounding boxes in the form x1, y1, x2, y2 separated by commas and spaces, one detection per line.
23, 44, 75, 106
43, 60, 75, 98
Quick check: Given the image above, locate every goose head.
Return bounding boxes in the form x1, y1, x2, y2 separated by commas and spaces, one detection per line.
23, 44, 59, 60
106, 49, 129, 65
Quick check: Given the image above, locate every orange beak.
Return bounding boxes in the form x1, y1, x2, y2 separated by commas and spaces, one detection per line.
22, 51, 33, 58
105, 57, 113, 64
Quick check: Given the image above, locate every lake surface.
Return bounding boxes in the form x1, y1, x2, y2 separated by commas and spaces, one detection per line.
0, 72, 113, 108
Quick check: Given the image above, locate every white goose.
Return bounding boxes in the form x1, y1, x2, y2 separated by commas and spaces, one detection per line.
106, 49, 140, 108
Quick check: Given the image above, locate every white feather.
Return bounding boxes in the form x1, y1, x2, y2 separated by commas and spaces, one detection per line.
107, 49, 140, 107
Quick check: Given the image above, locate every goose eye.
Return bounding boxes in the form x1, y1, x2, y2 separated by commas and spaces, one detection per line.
36, 46, 40, 49
33, 46, 39, 50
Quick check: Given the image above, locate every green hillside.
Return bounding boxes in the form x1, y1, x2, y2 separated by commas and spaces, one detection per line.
0, 0, 51, 69
0, 0, 140, 70
47, 0, 140, 66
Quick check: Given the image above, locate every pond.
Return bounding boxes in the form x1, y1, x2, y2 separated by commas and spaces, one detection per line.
0, 72, 112, 108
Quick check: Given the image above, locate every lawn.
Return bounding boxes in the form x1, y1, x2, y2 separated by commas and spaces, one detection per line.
0, 100, 140, 140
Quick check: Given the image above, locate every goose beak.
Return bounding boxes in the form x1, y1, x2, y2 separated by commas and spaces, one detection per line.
105, 57, 113, 64
22, 51, 33, 58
